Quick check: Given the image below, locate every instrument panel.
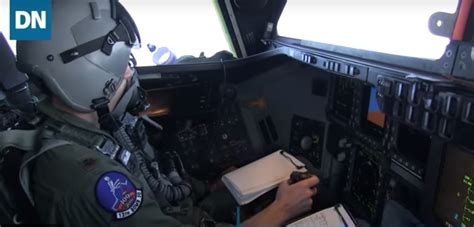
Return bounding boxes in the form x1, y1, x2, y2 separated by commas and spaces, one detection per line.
323, 58, 474, 225
346, 148, 386, 223
156, 102, 255, 179
140, 45, 474, 226
435, 144, 474, 226
289, 115, 326, 169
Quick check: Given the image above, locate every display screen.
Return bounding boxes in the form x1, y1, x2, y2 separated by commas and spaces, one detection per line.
397, 124, 431, 166
333, 77, 356, 122
367, 88, 385, 128
435, 144, 474, 226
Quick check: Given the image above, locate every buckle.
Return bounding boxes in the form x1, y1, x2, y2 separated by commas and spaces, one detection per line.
91, 97, 110, 110
95, 139, 120, 159
199, 217, 217, 227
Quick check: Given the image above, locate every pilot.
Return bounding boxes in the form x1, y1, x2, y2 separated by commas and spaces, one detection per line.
15, 0, 319, 226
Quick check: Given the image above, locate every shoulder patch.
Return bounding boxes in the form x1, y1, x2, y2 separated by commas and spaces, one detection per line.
95, 171, 143, 219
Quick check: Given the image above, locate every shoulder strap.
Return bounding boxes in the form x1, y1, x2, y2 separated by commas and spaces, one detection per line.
19, 139, 73, 206
0, 130, 39, 153
44, 119, 134, 167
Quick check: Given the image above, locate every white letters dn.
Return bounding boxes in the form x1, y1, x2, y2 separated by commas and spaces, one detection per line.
15, 11, 46, 29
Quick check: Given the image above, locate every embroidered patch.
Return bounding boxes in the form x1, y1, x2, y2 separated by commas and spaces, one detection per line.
95, 171, 143, 219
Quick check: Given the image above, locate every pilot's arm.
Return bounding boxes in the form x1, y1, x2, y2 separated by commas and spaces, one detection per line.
60, 171, 318, 227
32, 144, 318, 227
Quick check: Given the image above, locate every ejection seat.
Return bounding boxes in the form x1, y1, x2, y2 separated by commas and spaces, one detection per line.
0, 32, 40, 224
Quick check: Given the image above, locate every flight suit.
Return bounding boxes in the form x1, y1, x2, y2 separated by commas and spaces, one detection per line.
29, 101, 234, 227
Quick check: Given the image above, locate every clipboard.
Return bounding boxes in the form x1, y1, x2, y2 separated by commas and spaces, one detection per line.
221, 150, 307, 205
286, 203, 357, 227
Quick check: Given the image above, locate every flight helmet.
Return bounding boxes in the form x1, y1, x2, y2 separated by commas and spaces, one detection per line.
16, 0, 141, 113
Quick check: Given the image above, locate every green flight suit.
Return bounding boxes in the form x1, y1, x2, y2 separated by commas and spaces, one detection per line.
29, 101, 234, 227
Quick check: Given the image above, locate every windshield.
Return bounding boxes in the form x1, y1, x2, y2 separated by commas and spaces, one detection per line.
121, 0, 234, 66
277, 0, 459, 60
0, 0, 15, 51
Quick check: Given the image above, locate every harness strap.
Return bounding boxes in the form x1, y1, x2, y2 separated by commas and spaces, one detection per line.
0, 130, 39, 153
19, 139, 73, 205
16, 119, 131, 206
43, 118, 132, 166
43, 119, 106, 149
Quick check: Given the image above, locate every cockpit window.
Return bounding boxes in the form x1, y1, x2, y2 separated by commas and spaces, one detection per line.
109, 0, 234, 66
277, 0, 458, 60
0, 1, 15, 52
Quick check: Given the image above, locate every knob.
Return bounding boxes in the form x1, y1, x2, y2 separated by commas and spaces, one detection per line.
338, 138, 347, 148
337, 152, 346, 162
300, 136, 313, 151
389, 178, 397, 188
222, 133, 228, 140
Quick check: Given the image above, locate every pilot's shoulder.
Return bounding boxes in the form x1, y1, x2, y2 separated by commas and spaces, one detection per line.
32, 143, 149, 224
34, 142, 130, 187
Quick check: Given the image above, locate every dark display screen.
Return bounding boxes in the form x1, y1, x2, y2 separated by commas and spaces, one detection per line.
435, 144, 474, 226
349, 149, 381, 221
367, 87, 385, 129
397, 124, 431, 166
333, 77, 355, 122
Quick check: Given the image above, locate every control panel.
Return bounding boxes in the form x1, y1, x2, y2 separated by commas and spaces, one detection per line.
388, 123, 431, 180
142, 44, 474, 226
327, 76, 357, 125
435, 144, 474, 226
143, 74, 257, 178
288, 115, 326, 169
299, 52, 368, 81
325, 70, 437, 224
345, 147, 387, 223
375, 76, 474, 145
155, 102, 255, 179
328, 76, 387, 151
325, 69, 474, 225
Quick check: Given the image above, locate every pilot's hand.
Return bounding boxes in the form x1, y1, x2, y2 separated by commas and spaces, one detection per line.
273, 176, 319, 221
